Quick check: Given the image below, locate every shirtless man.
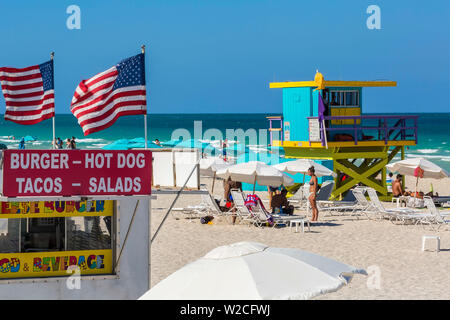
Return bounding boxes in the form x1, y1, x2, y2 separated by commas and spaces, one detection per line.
392, 174, 404, 197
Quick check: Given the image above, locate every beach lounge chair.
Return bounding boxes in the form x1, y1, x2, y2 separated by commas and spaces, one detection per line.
423, 196, 450, 230
293, 180, 336, 212
316, 180, 335, 201
200, 193, 230, 216
288, 183, 310, 204
366, 188, 433, 225
320, 187, 370, 217
250, 201, 307, 228
171, 204, 208, 221
230, 189, 254, 225
172, 192, 226, 221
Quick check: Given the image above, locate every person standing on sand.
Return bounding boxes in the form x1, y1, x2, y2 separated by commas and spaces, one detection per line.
18, 137, 25, 150
308, 166, 319, 221
70, 136, 76, 149
222, 139, 228, 161
57, 137, 63, 149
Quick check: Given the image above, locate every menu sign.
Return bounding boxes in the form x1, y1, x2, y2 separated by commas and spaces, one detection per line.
2, 150, 152, 197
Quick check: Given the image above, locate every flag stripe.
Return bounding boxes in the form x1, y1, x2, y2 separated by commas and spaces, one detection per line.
0, 72, 42, 82
71, 54, 147, 136
78, 94, 146, 126
5, 91, 54, 108
0, 61, 54, 125
72, 86, 145, 117
81, 108, 146, 136
71, 73, 118, 108
6, 102, 55, 117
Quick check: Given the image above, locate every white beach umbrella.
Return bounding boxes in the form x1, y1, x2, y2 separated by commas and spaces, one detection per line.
216, 161, 294, 192
273, 159, 337, 178
386, 158, 449, 179
199, 157, 229, 176
387, 158, 449, 200
140, 242, 366, 300
200, 157, 231, 192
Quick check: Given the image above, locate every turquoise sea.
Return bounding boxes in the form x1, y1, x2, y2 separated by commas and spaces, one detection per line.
0, 113, 449, 171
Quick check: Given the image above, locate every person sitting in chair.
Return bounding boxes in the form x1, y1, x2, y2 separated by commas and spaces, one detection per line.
270, 189, 294, 215
392, 174, 405, 197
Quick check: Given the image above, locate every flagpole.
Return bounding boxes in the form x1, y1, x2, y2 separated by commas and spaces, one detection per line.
142, 45, 148, 149
51, 51, 56, 149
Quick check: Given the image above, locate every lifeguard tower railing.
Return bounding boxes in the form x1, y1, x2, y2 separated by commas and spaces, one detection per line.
307, 115, 419, 147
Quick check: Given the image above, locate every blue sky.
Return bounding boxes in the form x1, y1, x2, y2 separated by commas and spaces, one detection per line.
0, 0, 448, 114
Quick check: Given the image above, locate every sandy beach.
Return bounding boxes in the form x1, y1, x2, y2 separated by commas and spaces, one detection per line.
150, 176, 450, 300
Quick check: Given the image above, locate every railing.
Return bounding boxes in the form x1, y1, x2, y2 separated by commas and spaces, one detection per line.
307, 115, 419, 146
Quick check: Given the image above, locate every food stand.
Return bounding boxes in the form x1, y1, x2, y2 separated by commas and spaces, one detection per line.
0, 149, 152, 299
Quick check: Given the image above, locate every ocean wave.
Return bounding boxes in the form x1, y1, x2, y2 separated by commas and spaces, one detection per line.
0, 139, 17, 143
416, 149, 439, 154
406, 153, 450, 161
75, 138, 106, 143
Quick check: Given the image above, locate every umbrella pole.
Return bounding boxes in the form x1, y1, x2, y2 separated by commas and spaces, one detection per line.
212, 172, 216, 193
415, 176, 419, 205
253, 176, 257, 194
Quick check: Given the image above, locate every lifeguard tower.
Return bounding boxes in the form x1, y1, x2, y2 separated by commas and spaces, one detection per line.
269, 73, 418, 200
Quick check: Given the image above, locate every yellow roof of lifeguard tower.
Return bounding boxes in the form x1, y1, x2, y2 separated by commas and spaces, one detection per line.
269, 80, 397, 88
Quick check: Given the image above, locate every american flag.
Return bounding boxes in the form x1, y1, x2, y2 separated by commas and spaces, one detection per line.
71, 53, 147, 136
0, 60, 55, 125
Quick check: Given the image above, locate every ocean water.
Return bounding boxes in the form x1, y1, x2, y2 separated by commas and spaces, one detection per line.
0, 113, 449, 171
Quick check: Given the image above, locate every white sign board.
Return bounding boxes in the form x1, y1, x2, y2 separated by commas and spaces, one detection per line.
284, 121, 290, 141
152, 150, 200, 189
309, 118, 321, 142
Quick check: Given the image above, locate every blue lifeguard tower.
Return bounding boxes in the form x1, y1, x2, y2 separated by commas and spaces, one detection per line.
269, 73, 418, 200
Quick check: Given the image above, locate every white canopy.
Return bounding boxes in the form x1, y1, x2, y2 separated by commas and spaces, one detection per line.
199, 157, 229, 177
386, 158, 449, 179
273, 159, 337, 178
139, 241, 366, 300
215, 161, 294, 187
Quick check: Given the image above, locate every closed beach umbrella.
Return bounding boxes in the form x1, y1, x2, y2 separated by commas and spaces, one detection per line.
386, 158, 449, 179
273, 159, 337, 178
140, 242, 366, 300
216, 161, 294, 193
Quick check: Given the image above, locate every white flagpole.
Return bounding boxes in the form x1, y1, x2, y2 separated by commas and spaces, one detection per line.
51, 51, 56, 149
142, 45, 148, 149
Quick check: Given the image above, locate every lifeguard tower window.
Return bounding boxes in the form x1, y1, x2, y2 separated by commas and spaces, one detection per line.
0, 200, 115, 280
330, 90, 359, 107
